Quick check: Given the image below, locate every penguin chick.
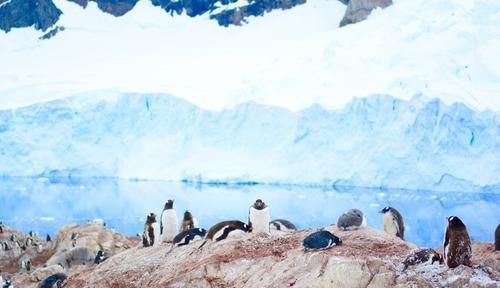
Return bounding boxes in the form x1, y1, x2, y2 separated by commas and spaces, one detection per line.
443, 216, 472, 268
142, 213, 158, 247
180, 210, 198, 233
380, 206, 405, 240
337, 209, 366, 231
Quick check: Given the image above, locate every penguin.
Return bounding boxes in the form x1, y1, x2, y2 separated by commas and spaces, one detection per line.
21, 259, 32, 271
303, 231, 342, 250
180, 210, 198, 233
70, 232, 78, 247
37, 273, 67, 288
380, 206, 405, 240
495, 224, 500, 251
46, 234, 52, 242
443, 216, 472, 268
2, 278, 13, 288
9, 235, 15, 242
269, 219, 297, 232
142, 213, 159, 247
94, 250, 107, 264
25, 237, 34, 247
173, 228, 207, 247
0, 222, 3, 233
198, 221, 252, 249
160, 200, 178, 243
337, 209, 367, 231
402, 248, 442, 271
2, 242, 9, 251
248, 199, 270, 234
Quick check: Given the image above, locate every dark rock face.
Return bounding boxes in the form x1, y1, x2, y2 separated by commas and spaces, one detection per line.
68, 0, 138, 16
39, 25, 65, 40
152, 0, 306, 26
0, 0, 62, 32
339, 0, 392, 27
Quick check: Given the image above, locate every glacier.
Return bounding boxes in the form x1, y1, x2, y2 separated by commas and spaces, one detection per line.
0, 93, 498, 192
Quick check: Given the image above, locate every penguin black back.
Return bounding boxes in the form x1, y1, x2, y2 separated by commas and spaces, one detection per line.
270, 219, 297, 231
303, 231, 342, 250
142, 213, 157, 247
206, 220, 252, 241
443, 216, 472, 268
495, 224, 500, 251
173, 228, 207, 246
37, 273, 67, 288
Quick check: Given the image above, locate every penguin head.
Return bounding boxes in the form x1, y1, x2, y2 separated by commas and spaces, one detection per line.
164, 200, 174, 210
253, 199, 267, 210
244, 223, 253, 232
447, 216, 466, 229
147, 213, 157, 223
197, 228, 207, 236
379, 206, 391, 214
349, 209, 364, 218
183, 210, 193, 220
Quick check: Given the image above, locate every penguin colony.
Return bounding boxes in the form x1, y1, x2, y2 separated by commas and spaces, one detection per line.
0, 201, 493, 287
138, 198, 486, 271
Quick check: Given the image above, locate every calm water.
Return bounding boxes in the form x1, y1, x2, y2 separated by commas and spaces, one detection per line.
0, 177, 498, 248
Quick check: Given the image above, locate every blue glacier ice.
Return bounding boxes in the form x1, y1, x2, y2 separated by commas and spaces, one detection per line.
0, 93, 498, 192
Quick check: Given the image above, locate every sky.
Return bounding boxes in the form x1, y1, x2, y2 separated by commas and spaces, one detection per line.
0, 0, 498, 112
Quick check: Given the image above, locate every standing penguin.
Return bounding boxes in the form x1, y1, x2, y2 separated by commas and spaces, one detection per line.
337, 209, 367, 231
248, 199, 270, 234
380, 206, 405, 240
495, 224, 499, 251
142, 213, 160, 247
180, 211, 198, 233
160, 200, 178, 243
443, 216, 472, 268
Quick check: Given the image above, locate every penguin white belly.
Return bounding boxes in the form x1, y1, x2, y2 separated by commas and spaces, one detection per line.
383, 213, 398, 236
152, 223, 161, 246
249, 207, 270, 234
361, 216, 367, 228
161, 210, 178, 242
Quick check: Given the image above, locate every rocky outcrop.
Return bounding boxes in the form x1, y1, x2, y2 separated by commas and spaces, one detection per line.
0, 0, 62, 32
152, 0, 306, 27
339, 0, 392, 27
46, 223, 135, 266
3, 224, 498, 287
65, 227, 499, 288
67, 0, 139, 17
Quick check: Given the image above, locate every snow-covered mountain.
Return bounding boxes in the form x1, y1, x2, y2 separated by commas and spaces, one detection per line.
0, 93, 497, 192
0, 0, 498, 112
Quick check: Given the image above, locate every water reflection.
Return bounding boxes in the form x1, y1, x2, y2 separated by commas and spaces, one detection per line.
0, 177, 498, 248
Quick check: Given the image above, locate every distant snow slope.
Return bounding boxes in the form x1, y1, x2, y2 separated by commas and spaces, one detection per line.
0, 0, 499, 112
0, 93, 498, 192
